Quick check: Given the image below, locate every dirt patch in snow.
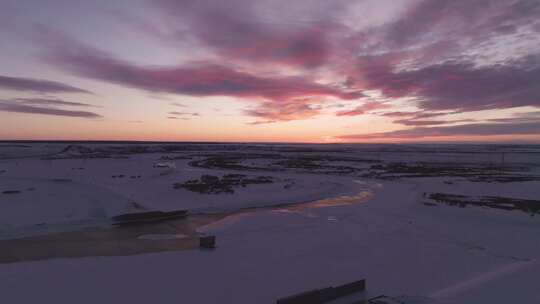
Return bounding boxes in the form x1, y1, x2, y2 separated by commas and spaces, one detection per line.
0, 213, 225, 264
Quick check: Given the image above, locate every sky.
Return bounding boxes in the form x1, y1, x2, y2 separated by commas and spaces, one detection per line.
1, 0, 540, 143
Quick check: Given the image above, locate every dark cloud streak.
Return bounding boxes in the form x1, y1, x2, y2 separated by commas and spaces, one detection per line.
0, 100, 101, 118
15, 98, 95, 107
0, 75, 91, 94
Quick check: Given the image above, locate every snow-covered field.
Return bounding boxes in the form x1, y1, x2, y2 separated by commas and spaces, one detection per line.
0, 142, 539, 303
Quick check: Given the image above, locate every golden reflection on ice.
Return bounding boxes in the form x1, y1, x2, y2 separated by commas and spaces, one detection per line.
285, 190, 375, 211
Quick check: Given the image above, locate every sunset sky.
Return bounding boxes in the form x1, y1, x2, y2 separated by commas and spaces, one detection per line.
1, 0, 540, 143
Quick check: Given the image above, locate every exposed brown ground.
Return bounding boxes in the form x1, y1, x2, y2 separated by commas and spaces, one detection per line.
0, 191, 373, 264
0, 214, 226, 264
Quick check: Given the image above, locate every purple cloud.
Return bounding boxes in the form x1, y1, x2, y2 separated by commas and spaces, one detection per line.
0, 75, 90, 94
152, 0, 348, 68
170, 102, 187, 107
167, 116, 190, 120
378, 111, 420, 118
0, 100, 101, 118
339, 122, 540, 140
15, 98, 95, 107
486, 111, 540, 123
15, 0, 540, 132
356, 57, 540, 112
384, 0, 540, 47
393, 118, 475, 126
42, 37, 362, 102
168, 111, 199, 117
392, 119, 449, 126
343, 0, 540, 116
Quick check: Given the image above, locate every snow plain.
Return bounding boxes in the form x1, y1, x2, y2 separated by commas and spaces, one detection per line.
0, 143, 539, 303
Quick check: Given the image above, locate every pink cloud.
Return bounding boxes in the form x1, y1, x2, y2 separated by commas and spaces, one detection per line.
20, 0, 540, 131
336, 102, 391, 116
42, 37, 362, 103
245, 100, 321, 124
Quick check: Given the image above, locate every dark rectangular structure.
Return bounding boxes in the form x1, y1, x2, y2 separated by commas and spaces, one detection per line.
112, 209, 188, 225
276, 279, 366, 304
199, 235, 216, 249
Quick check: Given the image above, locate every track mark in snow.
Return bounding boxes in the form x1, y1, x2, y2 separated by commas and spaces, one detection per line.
429, 259, 539, 300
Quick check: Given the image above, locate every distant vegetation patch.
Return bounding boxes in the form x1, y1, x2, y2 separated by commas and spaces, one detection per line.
52, 178, 72, 183
189, 153, 375, 175
189, 154, 275, 171
174, 174, 275, 194
272, 157, 366, 174
425, 192, 540, 216
2, 190, 21, 194
367, 162, 540, 182
160, 155, 192, 160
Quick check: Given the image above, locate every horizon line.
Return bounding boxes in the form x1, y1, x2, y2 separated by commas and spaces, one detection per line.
1, 139, 540, 146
